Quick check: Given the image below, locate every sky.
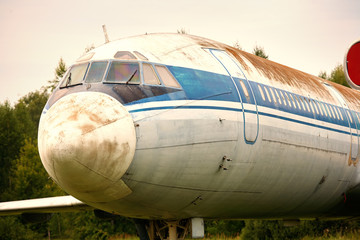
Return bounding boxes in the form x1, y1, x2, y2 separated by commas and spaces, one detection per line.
0, 0, 359, 104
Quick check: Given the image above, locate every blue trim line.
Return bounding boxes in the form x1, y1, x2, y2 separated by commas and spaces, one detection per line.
129, 105, 351, 136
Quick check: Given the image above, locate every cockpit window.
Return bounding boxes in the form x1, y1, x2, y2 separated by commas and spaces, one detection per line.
114, 51, 137, 60
134, 51, 149, 61
85, 61, 108, 83
60, 63, 89, 88
143, 63, 160, 85
105, 62, 140, 84
155, 65, 181, 88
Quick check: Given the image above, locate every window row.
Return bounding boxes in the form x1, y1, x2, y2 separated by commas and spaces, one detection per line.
256, 83, 360, 124
60, 61, 181, 89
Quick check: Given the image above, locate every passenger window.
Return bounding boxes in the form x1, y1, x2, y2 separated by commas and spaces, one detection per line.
240, 80, 249, 98
60, 63, 88, 88
316, 101, 323, 116
279, 91, 287, 106
274, 89, 282, 105
283, 92, 291, 107
311, 100, 319, 115
269, 88, 277, 103
106, 62, 140, 84
85, 61, 108, 83
289, 94, 297, 109
347, 111, 353, 123
306, 99, 314, 113
300, 97, 308, 112
264, 87, 272, 102
337, 108, 344, 120
258, 85, 265, 101
327, 104, 334, 118
295, 96, 304, 110
155, 65, 181, 88
321, 103, 328, 117
331, 105, 339, 120
143, 63, 160, 85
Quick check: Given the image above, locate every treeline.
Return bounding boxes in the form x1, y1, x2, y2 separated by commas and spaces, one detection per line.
0, 59, 357, 240
0, 89, 136, 240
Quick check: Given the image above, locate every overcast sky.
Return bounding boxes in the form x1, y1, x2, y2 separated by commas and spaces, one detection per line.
1, 0, 359, 104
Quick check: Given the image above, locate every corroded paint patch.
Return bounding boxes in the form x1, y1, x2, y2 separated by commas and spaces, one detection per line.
38, 92, 136, 203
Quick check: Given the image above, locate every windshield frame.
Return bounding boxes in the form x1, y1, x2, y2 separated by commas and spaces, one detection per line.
103, 60, 141, 85
59, 62, 89, 89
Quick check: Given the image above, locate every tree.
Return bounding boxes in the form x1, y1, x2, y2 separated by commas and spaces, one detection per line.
328, 64, 349, 87
9, 139, 62, 200
47, 58, 67, 91
253, 45, 269, 59
318, 64, 349, 88
14, 90, 49, 140
318, 70, 328, 80
0, 102, 22, 201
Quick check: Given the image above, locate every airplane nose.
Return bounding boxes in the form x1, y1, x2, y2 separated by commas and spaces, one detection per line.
38, 92, 136, 203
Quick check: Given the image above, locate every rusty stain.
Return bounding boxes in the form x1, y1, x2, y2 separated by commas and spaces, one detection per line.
59, 131, 65, 138
333, 83, 360, 110
80, 117, 119, 135
88, 111, 117, 126
89, 112, 103, 124
80, 124, 96, 135
68, 112, 79, 121
190, 35, 360, 107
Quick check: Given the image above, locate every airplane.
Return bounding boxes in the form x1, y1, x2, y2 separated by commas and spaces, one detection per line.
0, 33, 360, 240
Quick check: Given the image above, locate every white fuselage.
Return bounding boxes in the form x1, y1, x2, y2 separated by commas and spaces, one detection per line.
38, 33, 360, 220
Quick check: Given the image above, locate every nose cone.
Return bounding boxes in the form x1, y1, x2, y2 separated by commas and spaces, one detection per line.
38, 92, 135, 203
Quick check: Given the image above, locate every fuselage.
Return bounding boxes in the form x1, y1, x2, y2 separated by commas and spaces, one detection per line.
38, 33, 360, 221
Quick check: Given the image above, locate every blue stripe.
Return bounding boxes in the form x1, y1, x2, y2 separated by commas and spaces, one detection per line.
129, 105, 351, 135
129, 105, 242, 113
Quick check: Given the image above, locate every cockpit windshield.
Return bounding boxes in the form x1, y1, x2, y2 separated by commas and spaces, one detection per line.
60, 63, 88, 88
85, 61, 108, 83
105, 62, 140, 84
58, 60, 181, 90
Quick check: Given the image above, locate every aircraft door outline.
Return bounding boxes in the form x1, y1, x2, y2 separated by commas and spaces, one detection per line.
209, 49, 259, 144
324, 83, 359, 164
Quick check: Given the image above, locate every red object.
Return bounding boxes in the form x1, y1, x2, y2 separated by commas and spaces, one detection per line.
346, 41, 360, 86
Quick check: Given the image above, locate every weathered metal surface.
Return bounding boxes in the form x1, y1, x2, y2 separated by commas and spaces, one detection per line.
3, 33, 360, 221
38, 92, 136, 203
0, 196, 91, 216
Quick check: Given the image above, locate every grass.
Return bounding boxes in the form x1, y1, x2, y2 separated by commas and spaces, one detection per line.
109, 233, 360, 240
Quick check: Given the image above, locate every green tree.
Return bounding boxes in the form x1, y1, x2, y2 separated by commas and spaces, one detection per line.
318, 70, 328, 80
205, 219, 245, 237
9, 139, 62, 200
253, 45, 269, 59
318, 64, 349, 88
47, 57, 67, 91
14, 90, 49, 140
329, 64, 349, 87
0, 216, 41, 240
0, 102, 22, 201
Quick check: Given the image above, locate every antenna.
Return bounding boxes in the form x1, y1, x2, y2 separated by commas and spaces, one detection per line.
102, 25, 110, 43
